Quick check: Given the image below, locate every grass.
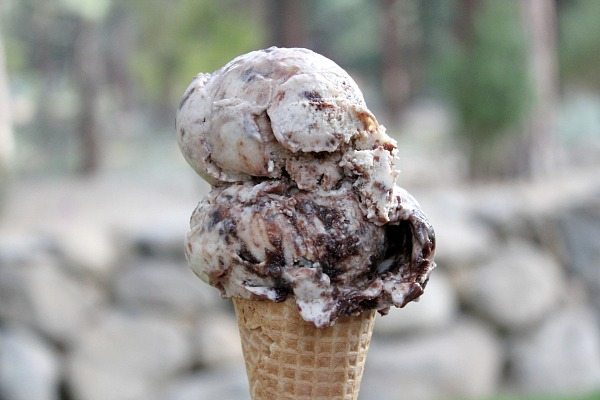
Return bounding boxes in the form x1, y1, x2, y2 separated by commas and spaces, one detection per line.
482, 392, 600, 400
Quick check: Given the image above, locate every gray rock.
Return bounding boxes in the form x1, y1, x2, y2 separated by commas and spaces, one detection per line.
0, 325, 60, 400
458, 241, 563, 331
374, 272, 458, 336
53, 225, 117, 281
362, 318, 503, 400
510, 306, 600, 396
554, 201, 600, 310
0, 258, 105, 344
160, 367, 249, 400
419, 193, 496, 270
114, 260, 222, 318
128, 220, 188, 260
395, 101, 467, 186
471, 189, 533, 242
0, 264, 31, 324
67, 311, 193, 400
194, 314, 243, 367
0, 233, 55, 267
67, 369, 153, 400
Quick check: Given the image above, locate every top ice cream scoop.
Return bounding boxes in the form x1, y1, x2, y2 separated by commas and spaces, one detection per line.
177, 47, 383, 180
176, 47, 399, 223
178, 47, 436, 326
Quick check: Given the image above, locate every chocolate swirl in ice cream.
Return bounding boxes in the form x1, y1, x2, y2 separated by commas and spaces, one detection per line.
178, 47, 435, 327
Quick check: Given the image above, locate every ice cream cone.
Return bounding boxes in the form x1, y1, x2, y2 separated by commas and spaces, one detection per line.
233, 297, 376, 400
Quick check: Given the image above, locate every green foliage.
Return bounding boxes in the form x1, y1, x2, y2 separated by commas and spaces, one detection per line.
480, 391, 600, 400
558, 0, 600, 89
2, 30, 26, 74
2, 0, 80, 76
434, 0, 530, 146
59, 0, 111, 21
129, 0, 265, 106
311, 0, 379, 72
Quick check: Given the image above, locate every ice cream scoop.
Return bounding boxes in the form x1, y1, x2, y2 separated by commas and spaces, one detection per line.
176, 48, 394, 197
177, 48, 415, 224
187, 179, 434, 327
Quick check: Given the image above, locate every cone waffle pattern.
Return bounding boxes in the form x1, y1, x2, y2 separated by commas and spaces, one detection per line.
233, 297, 376, 400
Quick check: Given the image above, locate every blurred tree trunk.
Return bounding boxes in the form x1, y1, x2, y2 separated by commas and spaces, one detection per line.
268, 0, 308, 47
520, 0, 560, 178
74, 19, 103, 175
453, 0, 498, 181
0, 29, 14, 173
106, 12, 135, 114
454, 0, 479, 47
31, 3, 59, 155
105, 8, 137, 136
379, 0, 422, 126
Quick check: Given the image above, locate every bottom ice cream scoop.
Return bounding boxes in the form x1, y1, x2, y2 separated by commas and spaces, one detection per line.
186, 180, 435, 327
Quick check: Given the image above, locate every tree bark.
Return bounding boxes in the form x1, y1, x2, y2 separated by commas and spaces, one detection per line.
520, 0, 560, 178
454, 0, 479, 48
379, 0, 421, 126
74, 19, 103, 175
269, 0, 309, 48
106, 10, 135, 114
0, 28, 14, 172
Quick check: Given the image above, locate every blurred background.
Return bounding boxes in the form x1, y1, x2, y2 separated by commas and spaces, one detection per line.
0, 0, 599, 399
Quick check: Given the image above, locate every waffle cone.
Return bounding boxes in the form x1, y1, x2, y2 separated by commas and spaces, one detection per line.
233, 297, 376, 400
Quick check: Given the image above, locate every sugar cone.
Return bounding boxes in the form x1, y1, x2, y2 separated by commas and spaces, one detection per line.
233, 297, 376, 400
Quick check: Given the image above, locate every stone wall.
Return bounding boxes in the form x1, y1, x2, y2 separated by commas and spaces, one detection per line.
0, 172, 599, 400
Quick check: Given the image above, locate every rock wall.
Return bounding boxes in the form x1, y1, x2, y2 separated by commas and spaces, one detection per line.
1, 172, 599, 400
